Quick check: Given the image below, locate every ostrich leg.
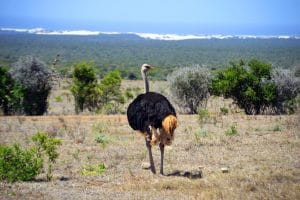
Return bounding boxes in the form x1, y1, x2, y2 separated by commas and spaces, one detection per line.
145, 139, 156, 174
159, 143, 165, 175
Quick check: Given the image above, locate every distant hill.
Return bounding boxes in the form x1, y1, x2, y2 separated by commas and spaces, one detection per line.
0, 31, 300, 80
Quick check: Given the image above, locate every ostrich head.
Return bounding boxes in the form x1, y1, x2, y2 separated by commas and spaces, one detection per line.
141, 64, 152, 73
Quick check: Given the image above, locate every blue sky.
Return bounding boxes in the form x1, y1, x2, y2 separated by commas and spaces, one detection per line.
0, 0, 299, 34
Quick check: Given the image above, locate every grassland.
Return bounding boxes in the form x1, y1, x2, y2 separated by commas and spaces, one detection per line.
0, 80, 299, 200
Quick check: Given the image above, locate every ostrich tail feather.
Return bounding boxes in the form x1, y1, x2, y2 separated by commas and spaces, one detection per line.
162, 115, 177, 134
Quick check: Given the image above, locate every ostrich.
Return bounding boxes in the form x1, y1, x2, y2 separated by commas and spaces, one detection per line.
127, 64, 177, 174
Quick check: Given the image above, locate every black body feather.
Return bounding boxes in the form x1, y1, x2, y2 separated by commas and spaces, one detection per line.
127, 92, 176, 133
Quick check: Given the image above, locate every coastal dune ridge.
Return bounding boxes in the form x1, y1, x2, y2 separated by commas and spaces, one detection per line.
1, 27, 299, 40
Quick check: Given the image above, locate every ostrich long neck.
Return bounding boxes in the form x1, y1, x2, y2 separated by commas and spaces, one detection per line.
142, 70, 149, 93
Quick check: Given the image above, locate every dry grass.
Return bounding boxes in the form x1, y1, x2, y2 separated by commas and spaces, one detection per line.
0, 80, 299, 199
0, 113, 299, 200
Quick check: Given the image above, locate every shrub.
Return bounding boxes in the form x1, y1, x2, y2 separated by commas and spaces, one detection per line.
32, 131, 62, 181
212, 59, 300, 114
212, 59, 277, 114
0, 144, 43, 182
0, 67, 24, 115
168, 66, 211, 113
10, 56, 52, 115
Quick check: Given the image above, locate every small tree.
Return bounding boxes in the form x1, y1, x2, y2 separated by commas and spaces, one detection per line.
70, 61, 97, 113
168, 66, 211, 114
0, 67, 24, 115
10, 56, 52, 115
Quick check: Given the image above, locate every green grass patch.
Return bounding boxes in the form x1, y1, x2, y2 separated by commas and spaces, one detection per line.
81, 163, 107, 176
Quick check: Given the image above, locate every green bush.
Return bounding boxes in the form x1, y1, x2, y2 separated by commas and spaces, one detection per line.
212, 59, 277, 114
0, 144, 43, 182
212, 59, 299, 114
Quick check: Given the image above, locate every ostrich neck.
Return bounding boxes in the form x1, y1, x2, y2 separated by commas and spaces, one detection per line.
142, 71, 149, 93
